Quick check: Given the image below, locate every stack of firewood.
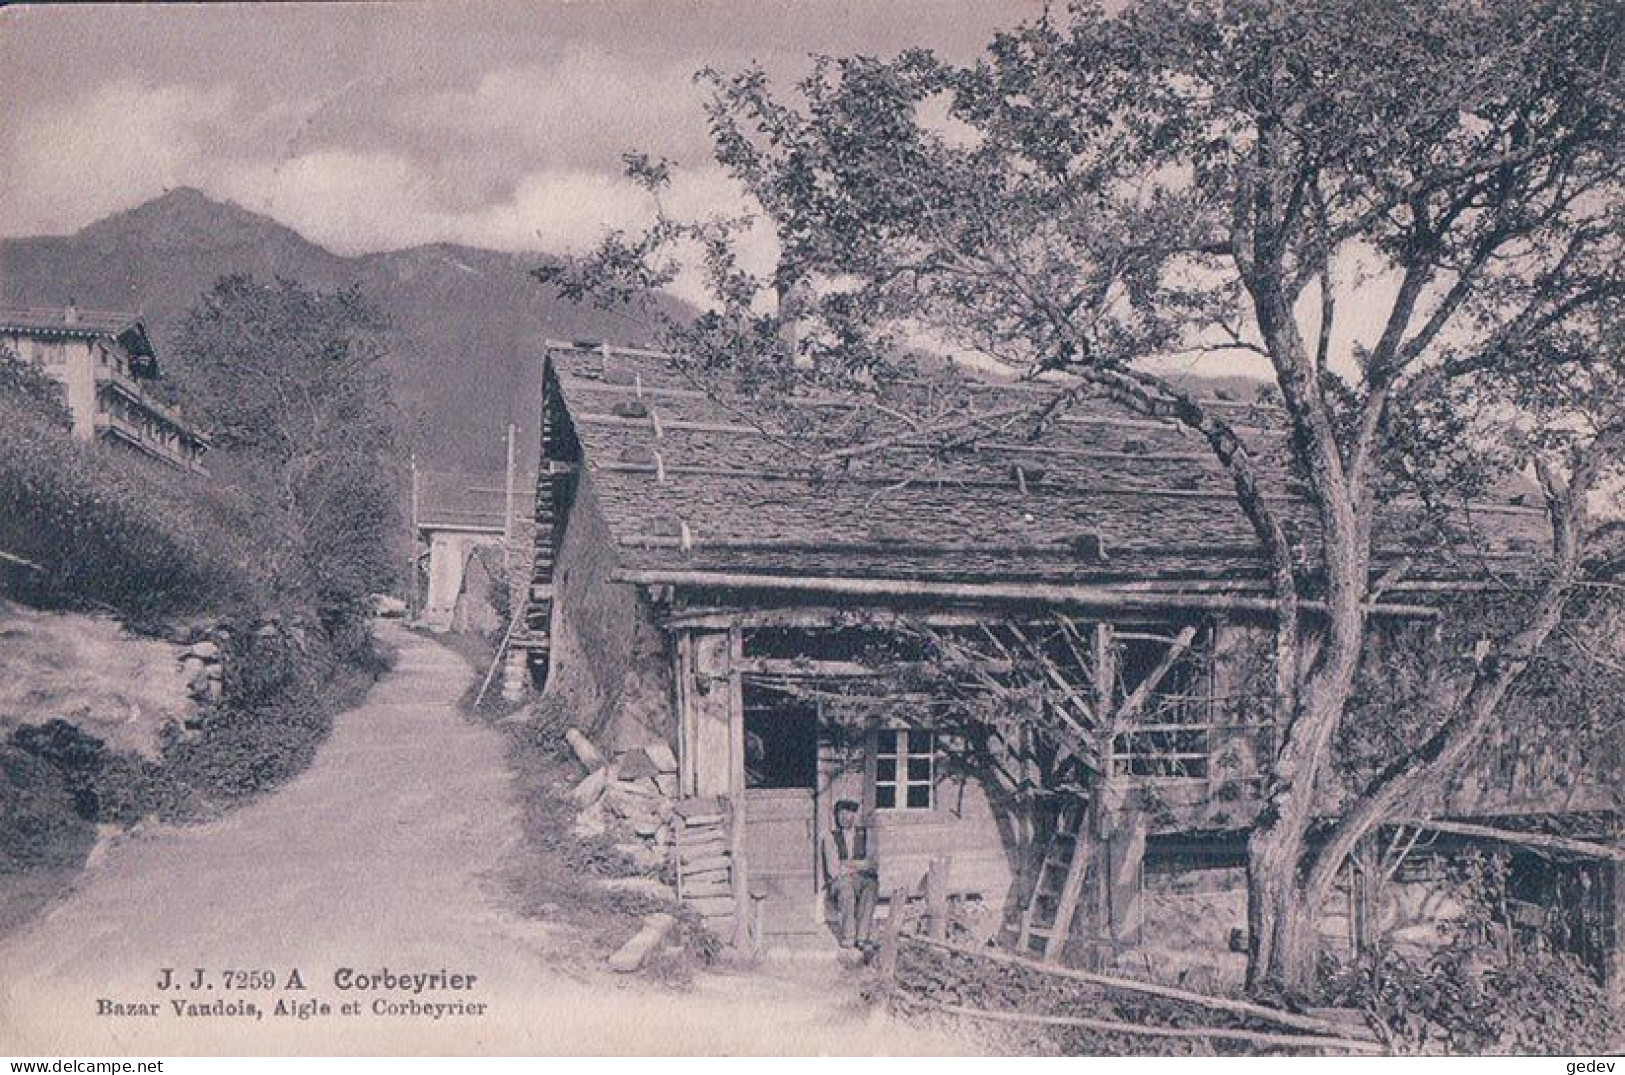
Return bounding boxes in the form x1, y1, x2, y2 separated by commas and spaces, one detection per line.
565, 729, 680, 862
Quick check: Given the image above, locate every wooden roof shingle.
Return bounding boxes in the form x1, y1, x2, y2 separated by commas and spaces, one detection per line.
547, 342, 1549, 599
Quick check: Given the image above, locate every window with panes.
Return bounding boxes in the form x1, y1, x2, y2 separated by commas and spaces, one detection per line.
873, 728, 934, 811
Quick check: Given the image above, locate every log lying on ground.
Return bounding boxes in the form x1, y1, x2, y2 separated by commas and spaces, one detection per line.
915, 1000, 1383, 1054
905, 937, 1364, 1041
564, 728, 605, 772
607, 913, 676, 973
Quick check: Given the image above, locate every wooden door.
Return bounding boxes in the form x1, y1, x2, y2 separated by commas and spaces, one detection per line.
743, 788, 821, 940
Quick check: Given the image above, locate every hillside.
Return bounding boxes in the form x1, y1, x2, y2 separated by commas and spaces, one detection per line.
0, 189, 673, 471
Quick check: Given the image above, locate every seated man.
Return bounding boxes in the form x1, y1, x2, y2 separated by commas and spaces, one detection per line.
821, 799, 879, 951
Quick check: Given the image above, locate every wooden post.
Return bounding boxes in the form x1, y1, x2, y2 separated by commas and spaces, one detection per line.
926, 856, 951, 942
1072, 792, 1115, 972
675, 630, 695, 797
877, 885, 911, 985
727, 625, 750, 949
1107, 810, 1148, 948
1093, 622, 1117, 728
1350, 833, 1379, 963
1608, 859, 1624, 1008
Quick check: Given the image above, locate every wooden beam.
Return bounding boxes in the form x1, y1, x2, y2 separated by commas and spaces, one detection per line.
1114, 625, 1200, 726
1394, 819, 1625, 861
617, 570, 1443, 619
736, 657, 877, 678
596, 460, 1306, 504
907, 937, 1368, 1040
727, 625, 749, 949
1001, 622, 1098, 738
1093, 623, 1117, 730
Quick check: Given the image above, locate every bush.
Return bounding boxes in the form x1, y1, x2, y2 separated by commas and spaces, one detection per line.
0, 388, 263, 621
9, 719, 109, 819
0, 744, 94, 871
160, 621, 332, 802
0, 344, 72, 429
1323, 946, 1621, 1054
8, 719, 177, 825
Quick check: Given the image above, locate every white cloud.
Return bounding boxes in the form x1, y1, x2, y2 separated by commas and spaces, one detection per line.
398, 50, 713, 165
0, 81, 235, 235
0, 56, 775, 307
214, 147, 776, 307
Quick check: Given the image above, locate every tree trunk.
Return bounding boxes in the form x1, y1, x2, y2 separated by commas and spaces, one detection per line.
1246, 800, 1320, 996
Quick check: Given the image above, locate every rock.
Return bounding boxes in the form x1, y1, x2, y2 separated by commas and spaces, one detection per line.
654, 774, 678, 797
570, 767, 608, 806
571, 803, 607, 837
616, 748, 661, 781
632, 817, 661, 838
645, 743, 678, 773
613, 779, 657, 798
607, 913, 676, 972
187, 640, 221, 660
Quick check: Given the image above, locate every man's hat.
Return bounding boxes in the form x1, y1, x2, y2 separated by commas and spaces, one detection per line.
834, 798, 861, 814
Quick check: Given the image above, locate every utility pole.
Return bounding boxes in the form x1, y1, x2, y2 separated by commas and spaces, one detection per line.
503, 422, 517, 575
408, 453, 420, 619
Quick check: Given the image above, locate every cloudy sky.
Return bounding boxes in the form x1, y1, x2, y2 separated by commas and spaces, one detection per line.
0, 1, 1043, 257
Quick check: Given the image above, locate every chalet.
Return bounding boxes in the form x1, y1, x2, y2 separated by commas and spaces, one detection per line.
0, 306, 209, 475
518, 340, 1621, 992
412, 467, 511, 634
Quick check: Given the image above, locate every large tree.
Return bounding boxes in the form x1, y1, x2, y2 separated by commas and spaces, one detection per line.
171, 275, 400, 649
543, 0, 1624, 994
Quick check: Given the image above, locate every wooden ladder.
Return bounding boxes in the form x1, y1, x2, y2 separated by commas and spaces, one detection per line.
1015, 796, 1092, 962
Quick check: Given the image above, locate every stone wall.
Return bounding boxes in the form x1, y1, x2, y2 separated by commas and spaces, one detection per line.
544, 469, 674, 752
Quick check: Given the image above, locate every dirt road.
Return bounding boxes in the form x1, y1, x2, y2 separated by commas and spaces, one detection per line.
0, 625, 964, 1055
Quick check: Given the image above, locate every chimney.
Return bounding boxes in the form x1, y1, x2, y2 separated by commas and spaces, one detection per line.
63, 300, 79, 326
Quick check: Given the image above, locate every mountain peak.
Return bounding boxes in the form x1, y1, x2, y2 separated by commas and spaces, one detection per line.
80, 187, 305, 250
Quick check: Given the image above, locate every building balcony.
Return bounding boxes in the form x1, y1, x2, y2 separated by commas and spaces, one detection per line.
96, 369, 209, 448
93, 411, 209, 476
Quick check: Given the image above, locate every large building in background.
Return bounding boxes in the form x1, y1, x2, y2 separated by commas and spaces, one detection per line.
0, 306, 209, 475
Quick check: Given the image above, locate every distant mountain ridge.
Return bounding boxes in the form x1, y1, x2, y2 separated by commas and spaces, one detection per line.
0, 189, 1270, 472
0, 189, 671, 471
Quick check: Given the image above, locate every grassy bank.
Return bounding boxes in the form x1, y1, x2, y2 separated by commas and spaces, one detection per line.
0, 358, 391, 932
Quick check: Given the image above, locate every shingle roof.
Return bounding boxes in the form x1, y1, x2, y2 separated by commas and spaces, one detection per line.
415, 468, 508, 532
0, 307, 155, 359
548, 342, 1550, 595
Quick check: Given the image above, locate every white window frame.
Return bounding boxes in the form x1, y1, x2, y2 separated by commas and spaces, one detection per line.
872, 728, 935, 812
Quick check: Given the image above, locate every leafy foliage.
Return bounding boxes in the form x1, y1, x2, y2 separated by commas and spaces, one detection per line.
1322, 851, 1623, 1053
7, 719, 172, 825
0, 344, 71, 428
169, 275, 401, 650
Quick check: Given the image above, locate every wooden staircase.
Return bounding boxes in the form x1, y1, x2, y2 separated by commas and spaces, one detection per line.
1015, 796, 1093, 962
673, 797, 739, 939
